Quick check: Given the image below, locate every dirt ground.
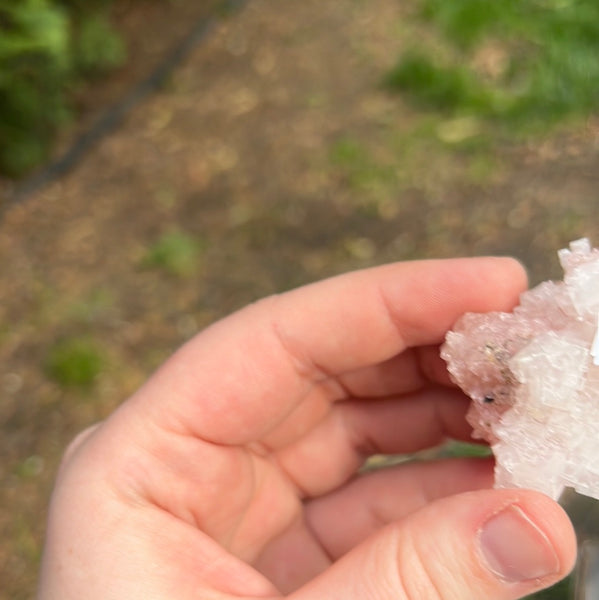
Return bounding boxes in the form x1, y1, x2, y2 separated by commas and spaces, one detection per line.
0, 1, 598, 597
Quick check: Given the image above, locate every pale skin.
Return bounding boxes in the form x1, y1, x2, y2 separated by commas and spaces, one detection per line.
38, 258, 577, 600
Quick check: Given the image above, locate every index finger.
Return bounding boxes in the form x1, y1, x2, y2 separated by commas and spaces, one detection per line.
127, 258, 527, 444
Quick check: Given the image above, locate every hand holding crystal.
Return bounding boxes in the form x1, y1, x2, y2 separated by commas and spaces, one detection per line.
38, 259, 575, 600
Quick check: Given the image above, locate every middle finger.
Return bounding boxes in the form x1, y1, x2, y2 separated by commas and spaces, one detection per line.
269, 387, 475, 498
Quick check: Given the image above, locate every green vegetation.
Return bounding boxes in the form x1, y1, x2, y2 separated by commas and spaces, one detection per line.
13, 455, 44, 479
45, 337, 105, 388
386, 0, 599, 135
442, 440, 492, 458
142, 231, 204, 277
65, 288, 116, 326
0, 0, 126, 176
330, 136, 395, 193
71, 12, 125, 76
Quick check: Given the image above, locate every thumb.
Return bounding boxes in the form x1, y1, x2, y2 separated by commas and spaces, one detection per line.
290, 489, 576, 600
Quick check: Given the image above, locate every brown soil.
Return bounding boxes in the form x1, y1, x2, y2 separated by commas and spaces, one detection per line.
0, 1, 598, 597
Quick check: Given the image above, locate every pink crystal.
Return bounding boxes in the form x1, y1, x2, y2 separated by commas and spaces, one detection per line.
441, 239, 599, 500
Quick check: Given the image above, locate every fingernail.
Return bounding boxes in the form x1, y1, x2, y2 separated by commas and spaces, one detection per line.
478, 505, 560, 582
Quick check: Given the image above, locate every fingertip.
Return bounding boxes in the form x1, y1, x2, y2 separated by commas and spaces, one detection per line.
509, 490, 578, 577
453, 255, 529, 309
379, 257, 530, 350
405, 488, 576, 599
290, 487, 575, 600
472, 489, 577, 591
489, 256, 529, 302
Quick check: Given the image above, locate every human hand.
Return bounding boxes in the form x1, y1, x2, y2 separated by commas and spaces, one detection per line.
38, 258, 576, 600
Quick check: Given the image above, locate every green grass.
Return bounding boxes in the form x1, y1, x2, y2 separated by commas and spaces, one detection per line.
0, 0, 128, 176
386, 51, 492, 114
328, 135, 403, 215
66, 288, 115, 323
72, 13, 126, 76
442, 440, 492, 458
386, 0, 599, 134
13, 455, 44, 479
329, 137, 396, 191
142, 231, 204, 277
45, 337, 105, 388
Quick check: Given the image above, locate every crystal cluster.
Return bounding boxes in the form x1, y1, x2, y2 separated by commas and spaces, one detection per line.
441, 239, 599, 500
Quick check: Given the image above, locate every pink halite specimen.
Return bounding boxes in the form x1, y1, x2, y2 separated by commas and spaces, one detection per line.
441, 239, 599, 500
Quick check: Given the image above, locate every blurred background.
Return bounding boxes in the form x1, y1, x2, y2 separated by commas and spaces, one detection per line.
1, 1, 598, 597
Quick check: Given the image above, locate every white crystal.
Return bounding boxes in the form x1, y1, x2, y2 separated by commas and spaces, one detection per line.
441, 239, 599, 500
509, 332, 587, 410
591, 314, 599, 366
